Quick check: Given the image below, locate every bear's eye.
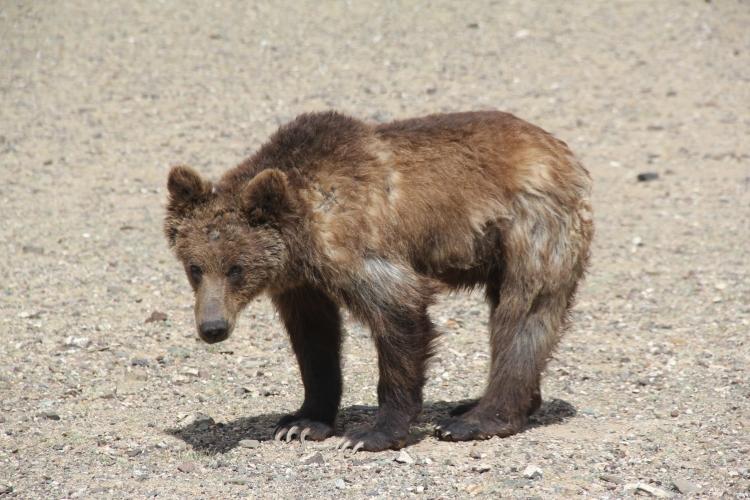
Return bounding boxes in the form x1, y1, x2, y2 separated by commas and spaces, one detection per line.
227, 265, 243, 281
189, 264, 203, 283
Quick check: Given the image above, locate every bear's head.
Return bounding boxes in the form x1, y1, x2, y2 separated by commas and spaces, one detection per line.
164, 166, 297, 343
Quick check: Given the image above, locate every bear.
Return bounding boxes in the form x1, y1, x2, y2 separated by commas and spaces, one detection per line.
164, 110, 593, 452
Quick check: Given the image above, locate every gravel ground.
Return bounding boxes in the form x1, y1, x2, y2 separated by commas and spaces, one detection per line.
1, 1, 748, 498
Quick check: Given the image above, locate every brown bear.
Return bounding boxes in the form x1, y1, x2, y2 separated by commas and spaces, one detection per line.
164, 110, 593, 452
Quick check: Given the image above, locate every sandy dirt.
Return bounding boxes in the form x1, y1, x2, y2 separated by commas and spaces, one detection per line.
1, 1, 748, 498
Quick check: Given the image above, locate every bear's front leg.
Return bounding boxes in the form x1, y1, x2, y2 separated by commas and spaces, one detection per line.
271, 286, 342, 442
338, 298, 437, 452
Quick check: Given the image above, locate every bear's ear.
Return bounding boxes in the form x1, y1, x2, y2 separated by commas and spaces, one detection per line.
241, 169, 296, 226
167, 165, 213, 206
164, 165, 213, 246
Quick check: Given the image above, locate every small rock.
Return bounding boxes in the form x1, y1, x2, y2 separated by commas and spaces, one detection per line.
465, 483, 484, 495
145, 311, 168, 323
238, 439, 260, 449
637, 172, 659, 182
670, 410, 680, 417
64, 336, 91, 349
127, 448, 143, 457
177, 461, 197, 473
523, 465, 543, 479
39, 412, 60, 421
133, 469, 149, 481
226, 478, 248, 485
600, 474, 624, 484
0, 484, 13, 495
472, 463, 491, 473
395, 450, 414, 464
672, 478, 699, 494
22, 245, 45, 255
469, 449, 483, 459
18, 310, 43, 319
334, 478, 346, 489
416, 485, 425, 493
131, 358, 150, 367
632, 236, 643, 247
178, 413, 214, 429
92, 384, 116, 399
301, 451, 325, 465
625, 482, 672, 498
234, 386, 251, 397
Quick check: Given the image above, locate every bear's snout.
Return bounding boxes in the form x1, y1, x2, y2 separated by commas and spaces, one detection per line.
199, 319, 230, 344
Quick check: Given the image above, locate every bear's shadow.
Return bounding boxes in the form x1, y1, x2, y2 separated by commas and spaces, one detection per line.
166, 398, 576, 455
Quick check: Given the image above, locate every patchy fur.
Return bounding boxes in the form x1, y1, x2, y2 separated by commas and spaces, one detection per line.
164, 110, 593, 451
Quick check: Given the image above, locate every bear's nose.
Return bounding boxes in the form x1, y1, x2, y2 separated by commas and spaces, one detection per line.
199, 319, 229, 343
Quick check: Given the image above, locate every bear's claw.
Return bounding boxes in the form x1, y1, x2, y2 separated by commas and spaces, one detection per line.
274, 425, 305, 442
335, 426, 405, 452
273, 416, 333, 443
334, 438, 366, 453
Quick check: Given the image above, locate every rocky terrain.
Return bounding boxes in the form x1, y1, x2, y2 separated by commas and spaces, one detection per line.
1, 1, 748, 498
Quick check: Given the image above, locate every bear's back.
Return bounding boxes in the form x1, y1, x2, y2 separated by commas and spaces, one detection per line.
218, 111, 373, 192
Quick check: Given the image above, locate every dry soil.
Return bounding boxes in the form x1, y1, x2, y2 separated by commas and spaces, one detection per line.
1, 1, 749, 498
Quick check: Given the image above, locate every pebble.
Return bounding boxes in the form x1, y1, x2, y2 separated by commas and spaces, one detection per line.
672, 478, 699, 494
0, 484, 12, 495
395, 450, 414, 464
523, 465, 543, 479
177, 461, 197, 473
637, 172, 659, 182
145, 311, 168, 323
334, 478, 346, 489
600, 474, 624, 484
670, 410, 679, 417
625, 482, 672, 498
234, 386, 251, 396
226, 478, 248, 485
131, 358, 150, 367
472, 463, 491, 473
126, 448, 143, 457
93, 385, 116, 400
178, 413, 215, 429
465, 483, 484, 495
238, 439, 260, 449
64, 336, 91, 349
39, 412, 60, 421
469, 449, 483, 459
301, 452, 325, 465
133, 469, 149, 481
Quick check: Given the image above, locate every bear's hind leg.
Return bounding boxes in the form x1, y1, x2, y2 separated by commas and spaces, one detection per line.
271, 286, 342, 442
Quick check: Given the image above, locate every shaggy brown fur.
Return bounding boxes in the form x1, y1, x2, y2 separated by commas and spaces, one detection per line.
164, 110, 593, 451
